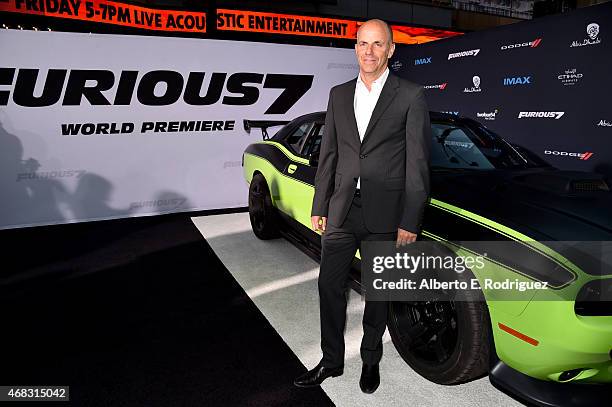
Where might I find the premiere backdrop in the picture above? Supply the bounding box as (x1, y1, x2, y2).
(392, 2, 612, 175)
(0, 30, 358, 229)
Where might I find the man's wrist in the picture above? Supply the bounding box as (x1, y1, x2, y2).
(399, 221, 420, 235)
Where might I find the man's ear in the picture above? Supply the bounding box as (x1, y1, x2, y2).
(388, 42, 396, 59)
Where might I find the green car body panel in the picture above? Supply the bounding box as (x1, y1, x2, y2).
(242, 113, 612, 392)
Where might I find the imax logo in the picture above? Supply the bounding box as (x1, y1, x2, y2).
(503, 76, 532, 86)
(414, 57, 432, 65)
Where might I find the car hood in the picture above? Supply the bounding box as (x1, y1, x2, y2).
(432, 168, 612, 241)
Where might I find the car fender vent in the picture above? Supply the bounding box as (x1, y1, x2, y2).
(570, 179, 610, 192)
(575, 279, 612, 316)
(512, 171, 610, 194)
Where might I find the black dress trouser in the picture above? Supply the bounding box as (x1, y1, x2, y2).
(319, 192, 396, 368)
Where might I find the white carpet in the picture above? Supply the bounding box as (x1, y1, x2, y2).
(191, 212, 521, 407)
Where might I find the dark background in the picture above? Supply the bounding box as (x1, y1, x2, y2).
(393, 2, 612, 176)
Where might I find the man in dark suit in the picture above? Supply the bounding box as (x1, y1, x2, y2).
(293, 19, 431, 393)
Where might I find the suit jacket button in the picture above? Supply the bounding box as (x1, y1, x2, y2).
(360, 154, 366, 159)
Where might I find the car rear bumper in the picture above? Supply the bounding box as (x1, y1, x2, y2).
(489, 360, 612, 407)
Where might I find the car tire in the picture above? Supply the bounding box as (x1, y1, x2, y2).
(248, 173, 280, 240)
(387, 296, 491, 384)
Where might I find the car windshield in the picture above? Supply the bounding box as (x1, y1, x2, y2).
(430, 119, 548, 170)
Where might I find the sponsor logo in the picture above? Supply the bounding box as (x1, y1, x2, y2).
(444, 140, 473, 148)
(500, 38, 542, 50)
(518, 111, 564, 119)
(463, 75, 481, 93)
(440, 111, 459, 116)
(448, 48, 480, 60)
(597, 119, 612, 127)
(544, 150, 594, 160)
(424, 82, 447, 90)
(16, 168, 86, 182)
(0, 68, 314, 114)
(327, 62, 359, 70)
(130, 198, 187, 210)
(391, 60, 403, 71)
(477, 109, 499, 121)
(557, 68, 583, 86)
(570, 22, 601, 47)
(223, 160, 242, 168)
(414, 57, 432, 65)
(503, 76, 532, 86)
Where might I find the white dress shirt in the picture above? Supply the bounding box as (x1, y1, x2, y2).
(354, 67, 389, 189)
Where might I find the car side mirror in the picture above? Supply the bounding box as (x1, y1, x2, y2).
(308, 153, 319, 167)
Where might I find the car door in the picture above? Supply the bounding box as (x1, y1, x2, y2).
(277, 122, 323, 228)
(273, 121, 313, 217)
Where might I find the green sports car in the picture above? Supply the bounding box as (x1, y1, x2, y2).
(242, 111, 612, 406)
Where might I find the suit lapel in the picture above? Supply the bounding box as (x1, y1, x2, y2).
(362, 73, 399, 145)
(342, 79, 361, 146)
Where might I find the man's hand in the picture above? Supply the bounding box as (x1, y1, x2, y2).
(312, 216, 327, 233)
(396, 228, 417, 247)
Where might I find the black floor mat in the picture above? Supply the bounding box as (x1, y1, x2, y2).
(0, 214, 333, 406)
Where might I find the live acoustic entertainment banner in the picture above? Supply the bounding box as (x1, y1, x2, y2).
(216, 9, 462, 44)
(0, 30, 358, 229)
(392, 2, 612, 175)
(0, 0, 206, 32)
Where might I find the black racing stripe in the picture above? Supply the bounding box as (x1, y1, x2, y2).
(288, 162, 317, 187)
(423, 205, 575, 288)
(245, 143, 316, 186)
(423, 204, 505, 242)
(245, 143, 290, 172)
(245, 144, 575, 287)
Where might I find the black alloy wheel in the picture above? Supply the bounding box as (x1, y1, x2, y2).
(388, 298, 490, 384)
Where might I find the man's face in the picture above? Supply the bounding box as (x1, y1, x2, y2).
(355, 22, 395, 76)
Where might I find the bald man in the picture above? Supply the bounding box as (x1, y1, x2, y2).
(293, 19, 431, 393)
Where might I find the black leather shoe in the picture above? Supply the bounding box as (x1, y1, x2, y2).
(294, 363, 344, 387)
(359, 363, 380, 394)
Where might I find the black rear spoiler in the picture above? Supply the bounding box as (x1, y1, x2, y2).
(243, 120, 290, 140)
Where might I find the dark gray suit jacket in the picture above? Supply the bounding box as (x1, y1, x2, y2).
(311, 72, 431, 234)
